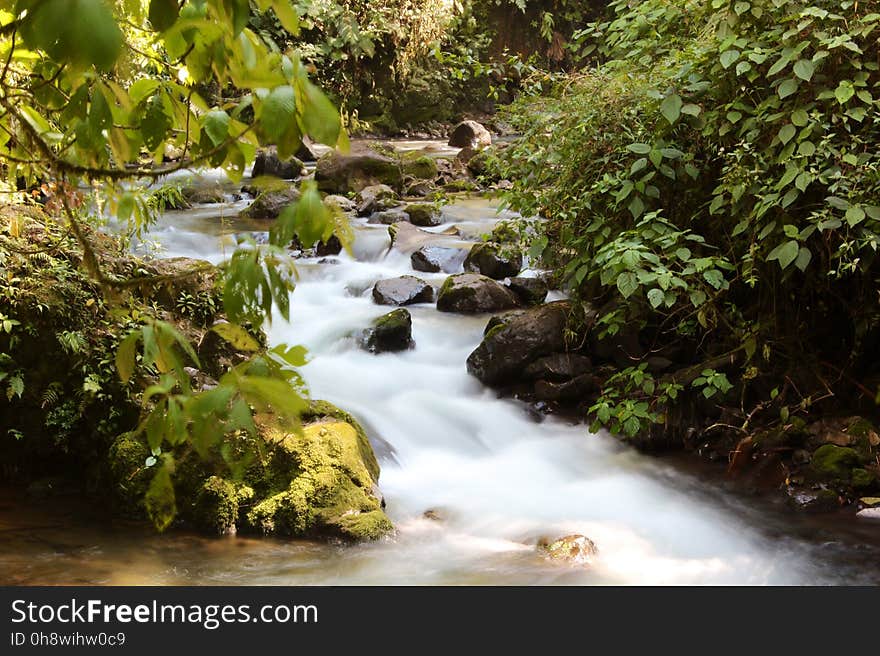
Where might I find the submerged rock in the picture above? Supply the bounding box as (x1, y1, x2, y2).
(539, 534, 598, 567)
(436, 273, 519, 314)
(359, 309, 415, 353)
(464, 242, 522, 279)
(411, 245, 467, 273)
(373, 276, 435, 306)
(324, 194, 357, 213)
(448, 120, 492, 149)
(252, 146, 304, 179)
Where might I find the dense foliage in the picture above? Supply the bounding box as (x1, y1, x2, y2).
(497, 0, 880, 438)
(0, 0, 347, 528)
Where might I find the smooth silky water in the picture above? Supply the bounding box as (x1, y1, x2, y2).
(2, 169, 879, 585)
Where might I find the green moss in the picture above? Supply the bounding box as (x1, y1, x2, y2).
(329, 510, 394, 541)
(852, 468, 878, 489)
(107, 433, 151, 510)
(400, 153, 438, 180)
(810, 444, 861, 480)
(191, 476, 246, 534)
(243, 418, 390, 540)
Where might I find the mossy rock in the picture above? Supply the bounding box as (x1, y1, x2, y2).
(190, 476, 255, 535)
(405, 203, 442, 227)
(107, 433, 152, 512)
(243, 416, 391, 541)
(810, 444, 862, 481)
(400, 152, 438, 180)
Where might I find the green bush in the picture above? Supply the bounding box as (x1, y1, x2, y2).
(497, 0, 880, 437)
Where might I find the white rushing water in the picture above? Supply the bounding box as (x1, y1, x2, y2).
(132, 192, 872, 586)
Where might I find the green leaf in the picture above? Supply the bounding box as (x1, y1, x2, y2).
(211, 321, 260, 352)
(720, 50, 740, 69)
(647, 288, 665, 309)
(626, 143, 652, 154)
(791, 108, 809, 126)
(115, 336, 138, 386)
(768, 240, 800, 269)
(145, 459, 176, 532)
(261, 85, 296, 144)
(793, 59, 815, 81)
(835, 81, 855, 104)
(617, 271, 638, 298)
(202, 110, 230, 147)
(778, 78, 799, 99)
(149, 0, 180, 32)
(846, 205, 866, 226)
(778, 124, 796, 144)
(660, 93, 683, 125)
(299, 79, 341, 146)
(794, 247, 812, 271)
(20, 0, 123, 71)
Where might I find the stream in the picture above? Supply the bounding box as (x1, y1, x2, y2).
(2, 149, 879, 585)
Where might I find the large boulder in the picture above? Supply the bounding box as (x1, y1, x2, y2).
(448, 120, 492, 149)
(357, 184, 398, 216)
(411, 246, 467, 274)
(315, 149, 402, 194)
(359, 309, 415, 353)
(373, 276, 435, 306)
(436, 273, 520, 314)
(466, 301, 570, 385)
(464, 242, 522, 279)
(252, 146, 304, 179)
(241, 187, 300, 219)
(241, 403, 392, 541)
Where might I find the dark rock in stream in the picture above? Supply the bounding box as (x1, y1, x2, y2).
(241, 187, 300, 219)
(373, 276, 435, 306)
(411, 245, 467, 274)
(405, 203, 443, 227)
(252, 146, 304, 179)
(357, 184, 398, 216)
(506, 277, 548, 306)
(464, 242, 522, 279)
(359, 309, 415, 353)
(448, 120, 492, 149)
(467, 301, 571, 385)
(436, 273, 519, 314)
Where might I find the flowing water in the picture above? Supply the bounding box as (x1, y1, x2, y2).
(3, 157, 880, 585)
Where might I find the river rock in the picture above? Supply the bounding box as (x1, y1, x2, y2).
(324, 194, 357, 213)
(405, 203, 442, 227)
(856, 507, 880, 520)
(436, 273, 520, 314)
(464, 242, 522, 279)
(483, 310, 527, 335)
(369, 209, 410, 225)
(357, 184, 398, 216)
(315, 148, 402, 194)
(182, 185, 229, 205)
(296, 137, 319, 162)
(533, 374, 600, 403)
(411, 245, 467, 273)
(506, 277, 548, 306)
(524, 353, 593, 381)
(448, 120, 492, 149)
(466, 301, 570, 385)
(359, 309, 415, 353)
(241, 187, 300, 219)
(539, 534, 598, 566)
(372, 276, 435, 306)
(315, 235, 342, 257)
(252, 146, 304, 179)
